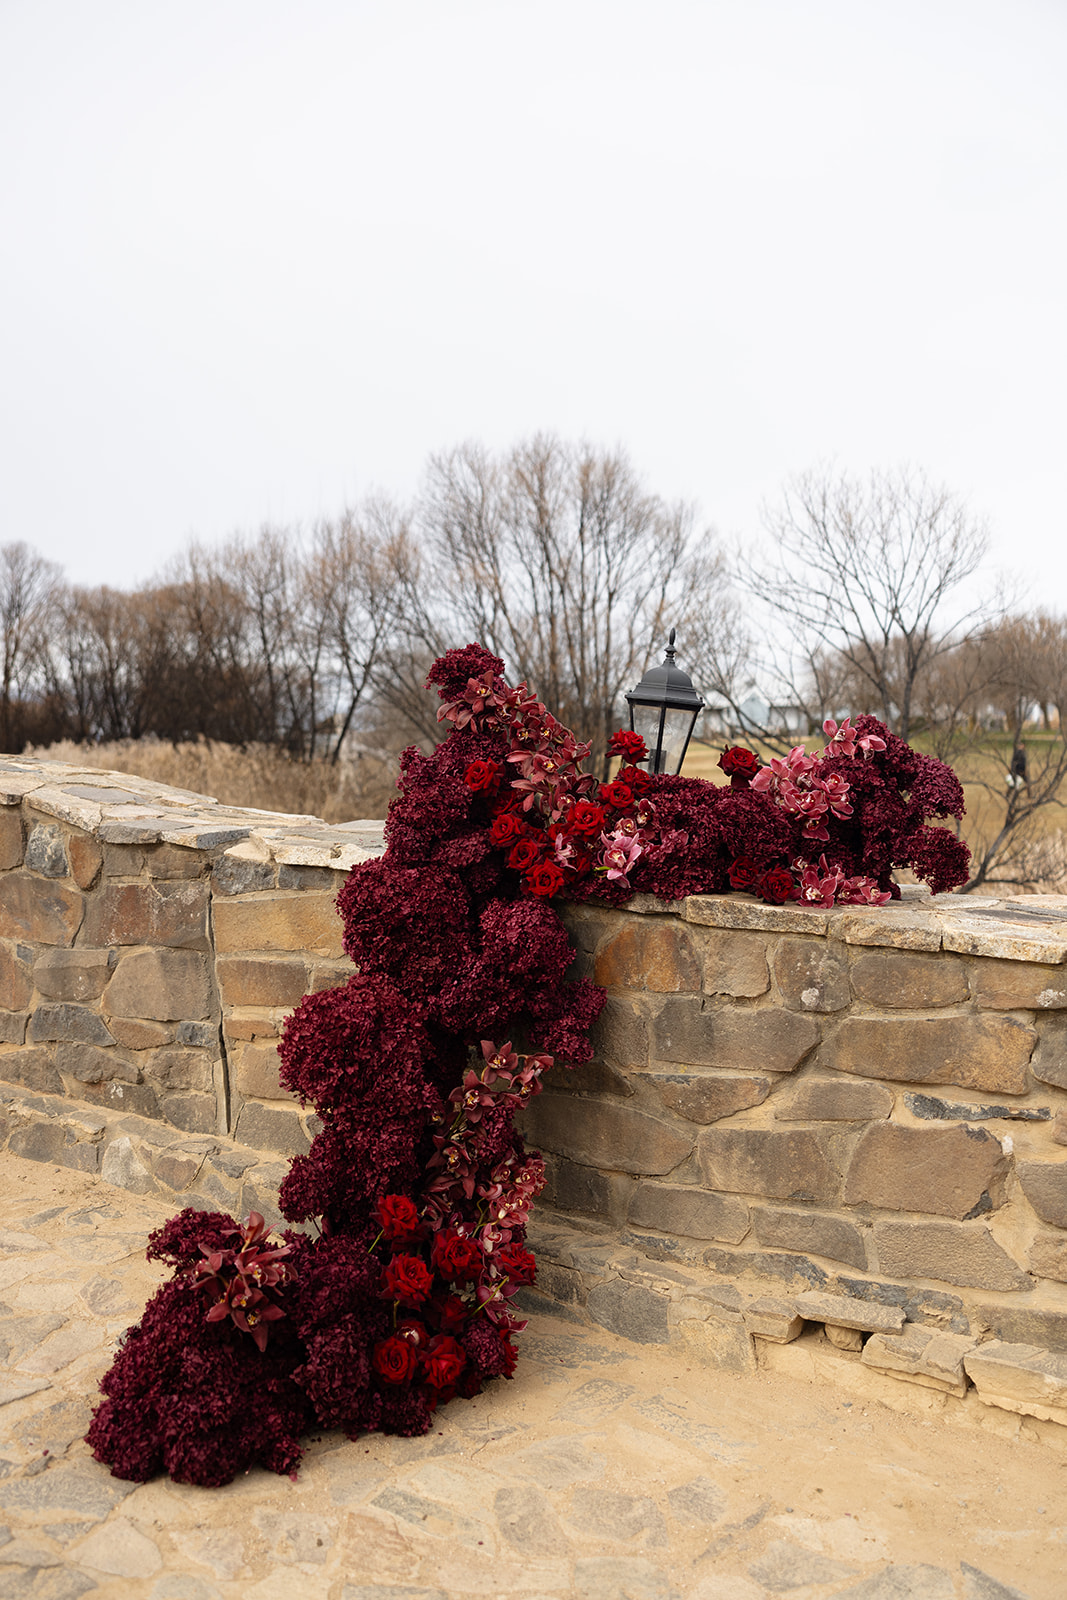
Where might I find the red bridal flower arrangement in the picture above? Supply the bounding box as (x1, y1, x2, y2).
(87, 644, 969, 1489)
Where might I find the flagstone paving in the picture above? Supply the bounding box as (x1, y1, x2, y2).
(0, 1155, 1061, 1600)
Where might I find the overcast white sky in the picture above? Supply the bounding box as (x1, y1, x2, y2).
(1, 0, 1064, 606)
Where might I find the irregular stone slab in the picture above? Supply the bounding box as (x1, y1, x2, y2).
(29, 1004, 116, 1046)
(630, 1395, 749, 1461)
(594, 920, 700, 992)
(33, 949, 113, 1002)
(1016, 1159, 1067, 1228)
(775, 1077, 893, 1122)
(25, 822, 70, 877)
(752, 1207, 867, 1270)
(233, 1101, 311, 1157)
(698, 1128, 837, 1203)
(699, 928, 770, 997)
(850, 950, 968, 1008)
(72, 1517, 162, 1578)
(0, 942, 33, 1010)
(68, 833, 103, 890)
(654, 999, 821, 1074)
(0, 1459, 134, 1520)
(0, 873, 84, 946)
(494, 1485, 571, 1557)
(843, 1122, 1009, 1219)
(820, 1015, 1033, 1094)
(666, 1475, 727, 1524)
(574, 1556, 681, 1600)
(0, 806, 22, 868)
(940, 910, 1067, 965)
(772, 938, 850, 1013)
(964, 1339, 1067, 1425)
(861, 1323, 977, 1396)
(587, 1280, 670, 1344)
(685, 896, 830, 935)
(794, 1290, 905, 1334)
(17, 1317, 102, 1374)
(82, 880, 209, 948)
(522, 1095, 692, 1176)
(216, 955, 309, 1007)
(974, 960, 1067, 1010)
(836, 907, 942, 951)
(1028, 1231, 1067, 1283)
(874, 1220, 1031, 1292)
(649, 1072, 771, 1125)
(626, 1182, 751, 1245)
(567, 1486, 667, 1545)
(0, 1376, 51, 1407)
(588, 996, 650, 1070)
(743, 1296, 804, 1344)
(749, 1538, 856, 1591)
(104, 949, 213, 1022)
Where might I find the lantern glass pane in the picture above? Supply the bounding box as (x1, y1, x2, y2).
(657, 706, 695, 774)
(631, 703, 666, 767)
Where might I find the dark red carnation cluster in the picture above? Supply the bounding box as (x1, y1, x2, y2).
(88, 643, 970, 1489)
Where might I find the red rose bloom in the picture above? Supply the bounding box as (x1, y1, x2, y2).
(421, 1334, 466, 1390)
(373, 1334, 418, 1385)
(464, 759, 502, 792)
(525, 860, 564, 898)
(566, 801, 606, 838)
(507, 839, 543, 872)
(374, 1194, 423, 1242)
(727, 855, 760, 892)
(496, 1242, 536, 1284)
(431, 1292, 470, 1333)
(758, 866, 797, 904)
(608, 729, 647, 761)
(490, 813, 526, 847)
(498, 1334, 518, 1377)
(599, 781, 633, 809)
(718, 746, 760, 786)
(431, 1230, 483, 1284)
(381, 1253, 433, 1307)
(616, 764, 651, 793)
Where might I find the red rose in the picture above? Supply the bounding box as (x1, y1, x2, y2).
(421, 1333, 466, 1390)
(496, 1242, 536, 1285)
(498, 1334, 518, 1378)
(616, 764, 651, 793)
(431, 1230, 483, 1284)
(374, 1194, 423, 1242)
(727, 855, 760, 892)
(464, 760, 502, 792)
(599, 781, 633, 809)
(718, 747, 760, 786)
(507, 838, 543, 872)
(524, 860, 564, 898)
(381, 1253, 433, 1307)
(608, 729, 647, 761)
(431, 1292, 470, 1333)
(490, 813, 526, 847)
(758, 866, 796, 905)
(373, 1334, 418, 1385)
(566, 801, 605, 838)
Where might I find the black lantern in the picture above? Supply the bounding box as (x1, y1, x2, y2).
(625, 629, 705, 775)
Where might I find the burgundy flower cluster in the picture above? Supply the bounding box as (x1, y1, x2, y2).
(87, 644, 969, 1489)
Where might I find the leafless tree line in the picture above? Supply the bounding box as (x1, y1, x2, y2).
(4, 446, 1066, 890)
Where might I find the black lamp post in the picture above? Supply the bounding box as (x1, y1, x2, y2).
(625, 629, 705, 775)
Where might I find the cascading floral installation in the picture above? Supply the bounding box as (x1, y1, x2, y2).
(87, 643, 969, 1487)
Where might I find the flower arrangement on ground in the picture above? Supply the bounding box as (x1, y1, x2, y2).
(87, 644, 968, 1486)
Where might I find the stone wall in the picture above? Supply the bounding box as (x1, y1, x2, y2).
(0, 755, 382, 1211)
(5, 754, 1067, 1434)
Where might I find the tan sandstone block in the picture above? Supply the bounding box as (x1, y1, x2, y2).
(68, 833, 103, 890)
(861, 1324, 976, 1396)
(653, 998, 820, 1074)
(0, 873, 83, 946)
(751, 1206, 867, 1270)
(819, 1015, 1034, 1094)
(212, 892, 344, 957)
(82, 881, 209, 949)
(850, 951, 968, 1009)
(964, 1340, 1067, 1426)
(650, 1072, 771, 1124)
(104, 950, 214, 1022)
(697, 1127, 838, 1203)
(835, 907, 942, 952)
(0, 942, 33, 1010)
(873, 1219, 1031, 1291)
(973, 959, 1067, 1010)
(521, 1093, 692, 1176)
(216, 956, 309, 1008)
(593, 920, 700, 992)
(775, 1076, 893, 1121)
(843, 1122, 1010, 1219)
(772, 939, 850, 1013)
(0, 809, 23, 869)
(108, 1017, 172, 1049)
(1017, 1159, 1067, 1229)
(232, 1040, 295, 1102)
(699, 929, 769, 998)
(1028, 1232, 1067, 1283)
(626, 1180, 751, 1244)
(34, 948, 112, 1002)
(1030, 1015, 1067, 1090)
(744, 1297, 804, 1343)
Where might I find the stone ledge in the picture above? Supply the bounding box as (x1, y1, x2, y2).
(0, 1082, 303, 1233)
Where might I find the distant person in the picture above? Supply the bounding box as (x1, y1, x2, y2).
(1008, 743, 1029, 795)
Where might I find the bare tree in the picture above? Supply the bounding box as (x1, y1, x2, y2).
(740, 466, 994, 742)
(0, 542, 61, 750)
(404, 435, 730, 773)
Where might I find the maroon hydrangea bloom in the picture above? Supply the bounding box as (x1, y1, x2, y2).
(425, 644, 506, 700)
